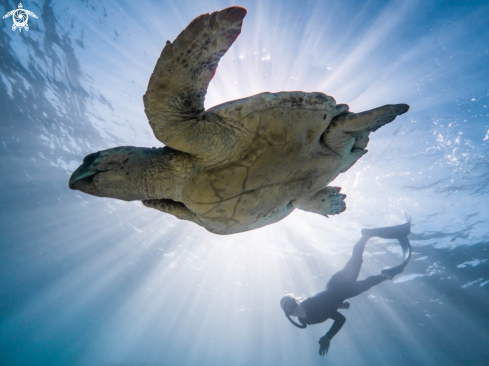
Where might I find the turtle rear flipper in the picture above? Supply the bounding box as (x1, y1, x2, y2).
(143, 7, 247, 160)
(296, 186, 346, 217)
(321, 104, 409, 172)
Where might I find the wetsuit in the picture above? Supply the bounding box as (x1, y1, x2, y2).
(298, 236, 386, 339)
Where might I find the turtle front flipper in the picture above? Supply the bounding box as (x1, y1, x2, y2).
(142, 199, 202, 225)
(143, 7, 247, 162)
(321, 104, 409, 173)
(296, 187, 346, 217)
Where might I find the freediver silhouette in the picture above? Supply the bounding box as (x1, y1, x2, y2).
(280, 220, 412, 356)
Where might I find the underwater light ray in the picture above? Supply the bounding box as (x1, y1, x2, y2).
(76, 225, 294, 363)
(206, 0, 341, 107)
(317, 1, 417, 103)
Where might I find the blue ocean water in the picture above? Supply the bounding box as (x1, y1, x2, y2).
(1, 0, 488, 365)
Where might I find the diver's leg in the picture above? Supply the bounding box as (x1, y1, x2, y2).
(344, 275, 387, 299)
(326, 236, 370, 289)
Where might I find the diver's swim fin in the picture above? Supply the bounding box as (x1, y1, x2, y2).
(362, 220, 412, 279)
(382, 236, 411, 279)
(361, 220, 411, 239)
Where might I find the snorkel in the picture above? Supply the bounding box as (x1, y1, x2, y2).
(285, 312, 307, 329)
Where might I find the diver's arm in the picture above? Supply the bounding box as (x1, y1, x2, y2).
(318, 311, 346, 356)
(326, 310, 346, 338)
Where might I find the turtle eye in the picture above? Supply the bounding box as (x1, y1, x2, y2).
(83, 152, 101, 166)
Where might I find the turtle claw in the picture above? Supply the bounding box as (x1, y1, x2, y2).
(328, 191, 347, 215)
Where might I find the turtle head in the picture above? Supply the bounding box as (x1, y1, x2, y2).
(69, 146, 178, 201)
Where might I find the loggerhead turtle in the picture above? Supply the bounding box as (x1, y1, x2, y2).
(69, 6, 409, 235)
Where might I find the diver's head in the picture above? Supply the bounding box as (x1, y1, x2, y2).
(280, 294, 299, 315)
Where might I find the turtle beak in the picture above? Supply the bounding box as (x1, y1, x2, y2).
(69, 152, 104, 195)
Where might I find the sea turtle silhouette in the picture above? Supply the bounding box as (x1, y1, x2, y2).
(3, 3, 37, 32)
